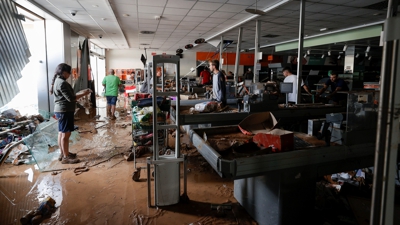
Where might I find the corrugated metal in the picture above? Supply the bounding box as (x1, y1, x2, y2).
(0, 0, 31, 107)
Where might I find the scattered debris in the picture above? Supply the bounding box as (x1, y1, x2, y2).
(74, 166, 89, 175)
(20, 196, 57, 225)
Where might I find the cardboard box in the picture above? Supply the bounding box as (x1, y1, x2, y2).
(239, 112, 294, 152)
(238, 112, 278, 135)
(253, 129, 294, 152)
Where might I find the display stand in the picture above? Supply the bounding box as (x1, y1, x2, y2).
(146, 55, 188, 207)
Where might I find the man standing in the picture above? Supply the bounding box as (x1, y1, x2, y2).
(199, 67, 211, 85)
(244, 68, 254, 80)
(282, 67, 312, 103)
(209, 60, 226, 107)
(316, 71, 349, 105)
(102, 69, 121, 119)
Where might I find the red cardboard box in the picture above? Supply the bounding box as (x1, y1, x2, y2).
(253, 129, 294, 152)
(238, 112, 294, 152)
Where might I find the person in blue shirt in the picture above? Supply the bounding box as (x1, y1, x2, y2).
(316, 71, 349, 104)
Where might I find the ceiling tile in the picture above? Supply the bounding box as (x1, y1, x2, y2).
(266, 9, 294, 17)
(217, 4, 248, 13)
(344, 0, 384, 7)
(193, 2, 224, 10)
(209, 11, 236, 18)
(226, 0, 251, 6)
(187, 9, 214, 17)
(159, 20, 179, 25)
(138, 6, 164, 14)
(165, 0, 196, 9)
(230, 13, 249, 20)
(137, 0, 167, 7)
(182, 16, 207, 22)
(162, 15, 185, 21)
(203, 17, 227, 24)
(163, 8, 190, 15)
(305, 3, 336, 12)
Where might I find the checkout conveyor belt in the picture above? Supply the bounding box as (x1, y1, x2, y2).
(189, 126, 376, 179)
(170, 104, 346, 126)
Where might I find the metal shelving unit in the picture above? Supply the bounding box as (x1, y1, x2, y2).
(147, 55, 188, 207)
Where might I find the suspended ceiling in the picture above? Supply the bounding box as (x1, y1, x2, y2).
(28, 0, 394, 52)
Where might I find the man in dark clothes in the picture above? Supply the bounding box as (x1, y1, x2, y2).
(316, 71, 349, 104)
(209, 59, 226, 107)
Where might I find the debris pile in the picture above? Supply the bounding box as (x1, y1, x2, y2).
(0, 109, 45, 165)
(0, 109, 57, 165)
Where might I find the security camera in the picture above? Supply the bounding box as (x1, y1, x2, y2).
(70, 10, 77, 16)
(98, 34, 103, 39)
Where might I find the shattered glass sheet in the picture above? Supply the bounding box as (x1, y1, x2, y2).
(24, 117, 80, 171)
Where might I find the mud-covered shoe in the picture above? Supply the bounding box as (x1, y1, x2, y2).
(58, 152, 77, 161)
(61, 156, 80, 164)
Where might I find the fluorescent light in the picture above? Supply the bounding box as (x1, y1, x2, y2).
(321, 54, 325, 59)
(337, 55, 341, 59)
(355, 53, 359, 58)
(307, 49, 311, 55)
(304, 53, 307, 58)
(365, 52, 369, 57)
(320, 28, 328, 31)
(368, 56, 372, 60)
(328, 50, 331, 56)
(366, 46, 370, 52)
(343, 45, 347, 51)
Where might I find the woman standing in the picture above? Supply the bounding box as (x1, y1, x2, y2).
(53, 63, 91, 164)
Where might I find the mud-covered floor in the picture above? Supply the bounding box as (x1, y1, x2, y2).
(1, 98, 400, 225)
(0, 99, 257, 225)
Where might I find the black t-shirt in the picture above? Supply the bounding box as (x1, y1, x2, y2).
(325, 78, 349, 91)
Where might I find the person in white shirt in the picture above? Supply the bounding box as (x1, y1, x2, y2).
(282, 67, 311, 103)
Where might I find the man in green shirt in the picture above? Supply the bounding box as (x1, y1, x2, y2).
(102, 69, 121, 119)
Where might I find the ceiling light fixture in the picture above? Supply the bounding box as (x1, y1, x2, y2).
(304, 53, 307, 58)
(328, 50, 331, 56)
(245, 0, 266, 15)
(365, 52, 369, 57)
(366, 46, 370, 52)
(337, 55, 341, 59)
(307, 49, 311, 55)
(368, 56, 372, 60)
(321, 54, 325, 59)
(355, 53, 359, 58)
(343, 45, 348, 51)
(320, 28, 328, 31)
(139, 31, 155, 34)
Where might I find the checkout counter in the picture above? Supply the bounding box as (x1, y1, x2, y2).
(187, 90, 379, 224)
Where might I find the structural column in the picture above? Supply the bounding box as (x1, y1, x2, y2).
(370, 0, 400, 224)
(253, 20, 261, 83)
(296, 0, 305, 104)
(220, 36, 223, 69)
(234, 27, 243, 94)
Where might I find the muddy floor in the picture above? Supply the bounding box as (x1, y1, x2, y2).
(0, 99, 256, 225)
(1, 98, 400, 225)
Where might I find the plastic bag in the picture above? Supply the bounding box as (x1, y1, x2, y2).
(194, 101, 218, 113)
